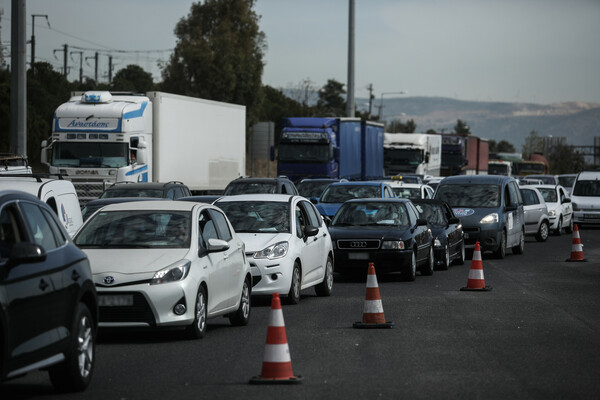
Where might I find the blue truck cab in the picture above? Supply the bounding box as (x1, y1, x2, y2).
(277, 117, 384, 182)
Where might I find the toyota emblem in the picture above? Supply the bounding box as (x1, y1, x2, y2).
(103, 276, 115, 285)
(350, 241, 367, 248)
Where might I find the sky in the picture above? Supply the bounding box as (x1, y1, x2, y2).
(1, 0, 599, 105)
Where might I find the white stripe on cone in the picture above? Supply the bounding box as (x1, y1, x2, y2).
(363, 299, 384, 314)
(366, 274, 378, 287)
(468, 269, 485, 280)
(268, 308, 285, 327)
(263, 344, 291, 363)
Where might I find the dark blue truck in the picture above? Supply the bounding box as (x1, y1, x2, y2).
(276, 117, 384, 182)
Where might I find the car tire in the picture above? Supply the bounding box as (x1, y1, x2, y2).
(229, 277, 251, 326)
(48, 303, 95, 392)
(402, 250, 417, 282)
(438, 244, 450, 270)
(315, 256, 333, 297)
(186, 286, 207, 339)
(421, 246, 434, 276)
(535, 221, 549, 242)
(512, 229, 525, 254)
(554, 217, 562, 236)
(286, 262, 301, 305)
(453, 241, 466, 265)
(565, 217, 573, 234)
(494, 230, 506, 259)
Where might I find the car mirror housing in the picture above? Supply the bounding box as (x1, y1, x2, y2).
(207, 238, 230, 253)
(416, 218, 428, 226)
(9, 242, 47, 266)
(448, 217, 460, 225)
(505, 204, 518, 212)
(304, 225, 319, 237)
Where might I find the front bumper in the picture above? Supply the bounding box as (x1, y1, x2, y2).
(333, 249, 413, 273)
(462, 223, 502, 253)
(573, 210, 600, 225)
(247, 255, 294, 296)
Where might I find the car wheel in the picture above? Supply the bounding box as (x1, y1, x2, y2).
(535, 221, 549, 242)
(229, 277, 251, 326)
(315, 256, 333, 297)
(286, 262, 301, 305)
(48, 303, 95, 392)
(402, 250, 417, 281)
(494, 230, 506, 259)
(554, 217, 562, 236)
(186, 286, 207, 339)
(565, 217, 573, 234)
(453, 241, 466, 265)
(512, 229, 525, 254)
(438, 244, 450, 270)
(421, 246, 434, 276)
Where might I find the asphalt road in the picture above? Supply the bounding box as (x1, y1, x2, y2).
(2, 228, 599, 400)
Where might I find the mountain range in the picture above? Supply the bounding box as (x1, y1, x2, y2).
(367, 96, 600, 151)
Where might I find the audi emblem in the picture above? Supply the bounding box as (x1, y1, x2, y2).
(103, 276, 115, 285)
(350, 241, 368, 248)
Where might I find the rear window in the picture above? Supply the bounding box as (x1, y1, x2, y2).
(572, 180, 600, 197)
(435, 184, 500, 208)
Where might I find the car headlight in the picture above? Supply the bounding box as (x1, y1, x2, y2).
(151, 260, 191, 285)
(382, 240, 405, 250)
(434, 238, 442, 247)
(254, 241, 289, 259)
(548, 209, 556, 217)
(480, 213, 498, 224)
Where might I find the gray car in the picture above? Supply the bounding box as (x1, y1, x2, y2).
(520, 186, 550, 242)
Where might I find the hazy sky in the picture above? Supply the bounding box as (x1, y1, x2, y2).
(1, 0, 599, 105)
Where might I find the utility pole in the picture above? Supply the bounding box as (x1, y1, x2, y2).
(367, 83, 374, 117)
(53, 44, 68, 78)
(108, 55, 113, 84)
(71, 50, 83, 83)
(10, 0, 27, 157)
(346, 0, 355, 118)
(86, 52, 98, 85)
(30, 14, 49, 73)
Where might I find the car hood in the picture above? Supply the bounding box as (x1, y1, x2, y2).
(316, 203, 342, 217)
(544, 202, 560, 214)
(328, 225, 413, 240)
(236, 232, 293, 252)
(84, 248, 190, 277)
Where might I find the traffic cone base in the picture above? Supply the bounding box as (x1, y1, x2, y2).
(460, 241, 492, 291)
(249, 293, 302, 385)
(566, 224, 587, 262)
(353, 263, 394, 329)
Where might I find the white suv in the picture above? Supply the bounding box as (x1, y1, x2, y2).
(570, 171, 600, 227)
(215, 194, 333, 304)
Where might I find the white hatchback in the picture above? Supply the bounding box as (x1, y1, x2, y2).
(570, 171, 600, 226)
(215, 194, 333, 304)
(74, 200, 252, 339)
(533, 185, 573, 235)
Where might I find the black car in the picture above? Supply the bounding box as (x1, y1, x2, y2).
(81, 197, 162, 221)
(223, 176, 299, 196)
(0, 190, 98, 392)
(328, 198, 433, 281)
(296, 178, 347, 201)
(412, 199, 465, 270)
(100, 181, 191, 199)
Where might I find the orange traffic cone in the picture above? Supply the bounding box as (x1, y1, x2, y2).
(566, 224, 587, 262)
(249, 293, 302, 384)
(460, 242, 492, 291)
(353, 263, 394, 329)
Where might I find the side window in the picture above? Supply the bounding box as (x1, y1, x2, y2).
(41, 208, 67, 245)
(280, 183, 288, 194)
(406, 202, 417, 225)
(20, 202, 59, 251)
(208, 209, 233, 242)
(0, 204, 25, 259)
(166, 188, 176, 199)
(559, 188, 566, 203)
(299, 200, 321, 228)
(199, 210, 218, 242)
(295, 205, 307, 237)
(521, 190, 538, 206)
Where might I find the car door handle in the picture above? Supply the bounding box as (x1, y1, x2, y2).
(71, 270, 80, 281)
(39, 279, 49, 291)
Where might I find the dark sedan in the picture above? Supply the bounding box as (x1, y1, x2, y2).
(328, 198, 433, 281)
(412, 199, 465, 270)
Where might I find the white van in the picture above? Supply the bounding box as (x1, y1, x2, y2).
(0, 175, 83, 237)
(570, 171, 600, 227)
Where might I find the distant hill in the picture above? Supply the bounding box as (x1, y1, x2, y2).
(374, 97, 600, 151)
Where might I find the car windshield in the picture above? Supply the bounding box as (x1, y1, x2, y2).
(332, 202, 409, 227)
(435, 184, 500, 208)
(537, 188, 558, 203)
(297, 181, 333, 198)
(75, 210, 191, 248)
(216, 201, 290, 233)
(572, 180, 600, 196)
(224, 182, 277, 195)
(558, 176, 576, 188)
(101, 189, 164, 198)
(413, 203, 447, 226)
(392, 187, 421, 199)
(320, 185, 381, 203)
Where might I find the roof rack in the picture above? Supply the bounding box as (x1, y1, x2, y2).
(0, 173, 66, 182)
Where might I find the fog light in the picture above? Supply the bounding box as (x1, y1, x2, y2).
(271, 274, 278, 280)
(174, 304, 186, 315)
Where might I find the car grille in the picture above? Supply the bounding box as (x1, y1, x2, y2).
(463, 227, 480, 234)
(336, 239, 380, 250)
(99, 292, 156, 326)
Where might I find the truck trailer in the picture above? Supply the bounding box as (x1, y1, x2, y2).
(440, 134, 489, 176)
(383, 133, 441, 177)
(41, 91, 246, 203)
(276, 117, 384, 182)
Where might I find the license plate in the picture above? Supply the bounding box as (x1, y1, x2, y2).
(348, 252, 369, 260)
(99, 294, 133, 307)
(584, 214, 600, 219)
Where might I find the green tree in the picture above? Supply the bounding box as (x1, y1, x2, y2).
(547, 144, 585, 174)
(453, 119, 471, 135)
(161, 0, 266, 127)
(522, 130, 544, 159)
(316, 79, 346, 116)
(489, 139, 516, 153)
(111, 65, 155, 93)
(387, 119, 417, 133)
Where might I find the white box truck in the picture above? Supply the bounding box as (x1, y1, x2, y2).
(383, 133, 442, 177)
(41, 91, 246, 203)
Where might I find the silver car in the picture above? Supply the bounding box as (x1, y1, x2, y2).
(520, 187, 550, 242)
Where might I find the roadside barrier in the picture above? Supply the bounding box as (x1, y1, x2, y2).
(353, 262, 394, 329)
(460, 241, 492, 291)
(249, 293, 302, 384)
(566, 223, 587, 262)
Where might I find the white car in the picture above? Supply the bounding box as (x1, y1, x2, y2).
(533, 185, 573, 235)
(570, 171, 600, 226)
(519, 186, 550, 242)
(387, 181, 434, 200)
(215, 194, 333, 304)
(74, 200, 251, 339)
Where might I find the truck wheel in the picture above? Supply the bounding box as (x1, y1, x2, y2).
(49, 303, 95, 392)
(494, 231, 506, 259)
(315, 256, 333, 297)
(229, 277, 251, 326)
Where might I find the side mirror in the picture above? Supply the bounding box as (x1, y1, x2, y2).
(8, 242, 47, 266)
(136, 148, 148, 164)
(207, 238, 230, 253)
(304, 225, 319, 238)
(310, 196, 319, 204)
(416, 218, 428, 226)
(40, 140, 49, 165)
(448, 217, 460, 225)
(505, 204, 517, 212)
(563, 198, 571, 204)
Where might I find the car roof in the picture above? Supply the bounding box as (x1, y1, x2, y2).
(385, 181, 428, 188)
(533, 184, 561, 189)
(0, 189, 43, 203)
(106, 182, 186, 190)
(576, 171, 600, 180)
(228, 177, 291, 183)
(215, 193, 295, 203)
(85, 197, 160, 206)
(343, 198, 411, 205)
(439, 175, 513, 185)
(327, 181, 388, 187)
(98, 200, 196, 212)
